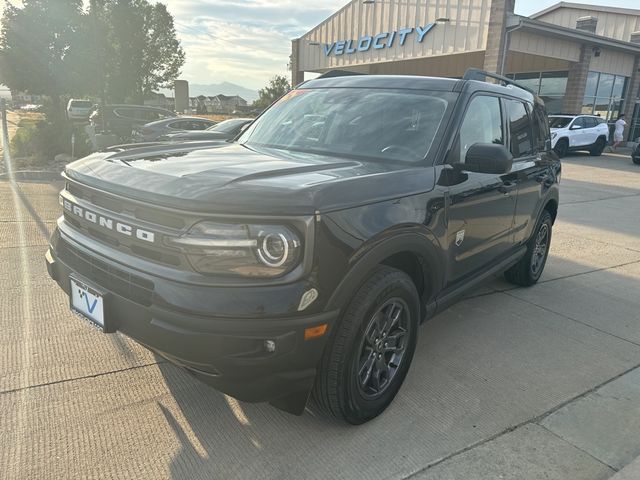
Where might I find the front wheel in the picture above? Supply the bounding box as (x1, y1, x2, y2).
(504, 211, 553, 286)
(554, 139, 568, 158)
(312, 266, 419, 424)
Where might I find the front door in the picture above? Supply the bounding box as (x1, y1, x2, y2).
(444, 94, 517, 286)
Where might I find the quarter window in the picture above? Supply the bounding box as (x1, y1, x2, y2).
(456, 95, 503, 163)
(505, 99, 534, 158)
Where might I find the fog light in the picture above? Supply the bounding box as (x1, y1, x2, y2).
(264, 340, 276, 353)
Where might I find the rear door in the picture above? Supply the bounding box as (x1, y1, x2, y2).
(444, 94, 518, 285)
(583, 116, 599, 144)
(510, 99, 555, 245)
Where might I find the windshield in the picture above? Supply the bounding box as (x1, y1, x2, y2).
(239, 88, 453, 162)
(208, 118, 248, 133)
(549, 117, 573, 128)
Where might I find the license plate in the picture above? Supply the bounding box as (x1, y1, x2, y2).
(70, 276, 105, 330)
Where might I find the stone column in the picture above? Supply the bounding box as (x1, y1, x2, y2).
(621, 33, 640, 142)
(562, 16, 599, 114)
(291, 39, 305, 87)
(562, 44, 593, 114)
(482, 0, 516, 74)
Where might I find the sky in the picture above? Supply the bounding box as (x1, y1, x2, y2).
(1, 0, 639, 90)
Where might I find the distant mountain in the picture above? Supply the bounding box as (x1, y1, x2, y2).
(161, 82, 259, 103)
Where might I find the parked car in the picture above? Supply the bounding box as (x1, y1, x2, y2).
(549, 114, 609, 157)
(632, 143, 640, 165)
(46, 69, 560, 424)
(132, 116, 216, 142)
(66, 99, 94, 121)
(89, 104, 176, 140)
(157, 118, 253, 142)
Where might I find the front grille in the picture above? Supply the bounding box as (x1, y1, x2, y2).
(58, 239, 154, 306)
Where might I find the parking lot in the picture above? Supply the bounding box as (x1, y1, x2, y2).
(2, 152, 640, 479)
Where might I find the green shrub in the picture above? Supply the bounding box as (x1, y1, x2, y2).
(10, 118, 90, 168)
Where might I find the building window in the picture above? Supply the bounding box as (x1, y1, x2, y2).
(508, 71, 567, 115)
(582, 71, 628, 121)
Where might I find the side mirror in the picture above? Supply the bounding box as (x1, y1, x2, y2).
(459, 143, 513, 174)
(570, 124, 582, 130)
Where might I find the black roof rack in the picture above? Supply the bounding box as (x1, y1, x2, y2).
(318, 70, 366, 79)
(462, 68, 535, 94)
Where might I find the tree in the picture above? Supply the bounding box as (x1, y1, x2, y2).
(0, 0, 90, 114)
(103, 0, 184, 103)
(254, 75, 291, 109)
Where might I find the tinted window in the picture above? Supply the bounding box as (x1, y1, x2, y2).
(505, 99, 533, 158)
(549, 117, 572, 128)
(455, 95, 503, 163)
(572, 117, 586, 128)
(114, 108, 137, 119)
(584, 117, 597, 128)
(168, 121, 186, 129)
(531, 104, 549, 151)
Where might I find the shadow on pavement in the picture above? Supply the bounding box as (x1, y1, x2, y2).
(154, 254, 640, 480)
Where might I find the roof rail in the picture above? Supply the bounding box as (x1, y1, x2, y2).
(318, 70, 366, 79)
(462, 68, 534, 94)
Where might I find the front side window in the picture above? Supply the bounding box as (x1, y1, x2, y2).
(239, 88, 454, 163)
(455, 95, 503, 163)
(505, 99, 533, 158)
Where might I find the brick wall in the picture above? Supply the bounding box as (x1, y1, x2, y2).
(482, 0, 515, 74)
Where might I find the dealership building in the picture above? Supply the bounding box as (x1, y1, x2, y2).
(291, 1, 640, 141)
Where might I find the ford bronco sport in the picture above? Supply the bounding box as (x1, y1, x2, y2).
(46, 69, 560, 424)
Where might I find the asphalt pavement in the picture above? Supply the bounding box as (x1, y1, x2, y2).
(2, 152, 640, 480)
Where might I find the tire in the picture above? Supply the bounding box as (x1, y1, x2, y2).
(312, 266, 419, 424)
(633, 157, 640, 165)
(504, 210, 553, 287)
(590, 137, 606, 156)
(554, 139, 569, 158)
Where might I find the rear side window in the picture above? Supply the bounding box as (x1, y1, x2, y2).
(531, 104, 550, 152)
(505, 99, 534, 158)
(455, 95, 503, 163)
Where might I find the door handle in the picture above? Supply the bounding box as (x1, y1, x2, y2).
(498, 181, 517, 195)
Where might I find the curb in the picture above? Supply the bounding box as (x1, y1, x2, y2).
(0, 170, 62, 182)
(608, 456, 640, 480)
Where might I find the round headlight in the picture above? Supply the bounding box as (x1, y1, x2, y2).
(258, 232, 290, 267)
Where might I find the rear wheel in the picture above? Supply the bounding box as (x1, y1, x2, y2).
(633, 156, 640, 165)
(504, 211, 553, 287)
(312, 266, 419, 424)
(590, 137, 606, 156)
(554, 139, 569, 158)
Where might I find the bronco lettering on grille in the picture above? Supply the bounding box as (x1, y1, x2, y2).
(63, 199, 156, 243)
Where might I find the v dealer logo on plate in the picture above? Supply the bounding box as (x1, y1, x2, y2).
(79, 289, 98, 314)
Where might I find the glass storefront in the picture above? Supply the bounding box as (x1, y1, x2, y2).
(506, 71, 567, 114)
(582, 71, 629, 121)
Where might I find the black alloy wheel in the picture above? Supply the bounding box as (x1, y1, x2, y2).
(312, 266, 419, 424)
(356, 298, 411, 399)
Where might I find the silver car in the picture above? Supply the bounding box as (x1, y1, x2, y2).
(157, 118, 253, 142)
(132, 116, 216, 142)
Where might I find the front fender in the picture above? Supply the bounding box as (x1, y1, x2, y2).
(325, 228, 445, 319)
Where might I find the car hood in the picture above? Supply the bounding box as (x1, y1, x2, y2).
(166, 131, 230, 140)
(64, 142, 436, 215)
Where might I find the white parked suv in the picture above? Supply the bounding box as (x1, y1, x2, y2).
(66, 99, 94, 122)
(549, 114, 609, 157)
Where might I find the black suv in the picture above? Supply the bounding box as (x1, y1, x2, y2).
(46, 70, 560, 424)
(89, 104, 176, 140)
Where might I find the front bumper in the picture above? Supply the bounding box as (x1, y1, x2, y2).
(46, 227, 336, 407)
